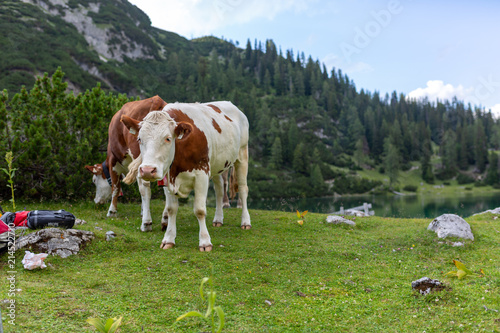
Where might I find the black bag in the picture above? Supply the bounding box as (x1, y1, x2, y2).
(27, 210, 75, 229)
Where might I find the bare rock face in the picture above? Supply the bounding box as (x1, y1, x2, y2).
(16, 228, 95, 258)
(427, 214, 474, 240)
(20, 0, 154, 62)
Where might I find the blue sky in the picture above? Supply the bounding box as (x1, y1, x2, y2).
(128, 0, 500, 117)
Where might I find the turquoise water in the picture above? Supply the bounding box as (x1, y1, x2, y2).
(241, 192, 500, 218)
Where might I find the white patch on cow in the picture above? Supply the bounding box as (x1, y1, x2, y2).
(137, 112, 177, 181)
(93, 174, 112, 204)
(113, 152, 133, 176)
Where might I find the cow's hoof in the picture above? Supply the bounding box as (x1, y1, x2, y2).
(223, 203, 230, 209)
(241, 225, 252, 230)
(160, 242, 175, 249)
(199, 245, 213, 252)
(141, 222, 153, 232)
(161, 222, 168, 232)
(213, 222, 223, 227)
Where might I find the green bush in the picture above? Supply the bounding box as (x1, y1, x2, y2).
(457, 173, 475, 184)
(0, 68, 132, 200)
(402, 185, 417, 192)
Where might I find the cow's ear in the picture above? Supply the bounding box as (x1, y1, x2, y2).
(85, 164, 101, 175)
(174, 122, 193, 140)
(121, 115, 140, 136)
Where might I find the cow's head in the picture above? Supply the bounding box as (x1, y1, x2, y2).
(121, 111, 193, 181)
(84, 163, 112, 204)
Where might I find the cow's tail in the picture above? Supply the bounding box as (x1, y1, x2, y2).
(123, 154, 142, 185)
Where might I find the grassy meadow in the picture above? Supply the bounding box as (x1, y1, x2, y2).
(1, 199, 500, 332)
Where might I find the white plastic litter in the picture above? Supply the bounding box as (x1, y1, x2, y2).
(21, 250, 48, 270)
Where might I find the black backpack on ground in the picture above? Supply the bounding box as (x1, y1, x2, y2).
(27, 210, 75, 229)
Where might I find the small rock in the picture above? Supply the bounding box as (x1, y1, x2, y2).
(326, 215, 356, 225)
(452, 242, 464, 247)
(264, 300, 272, 306)
(95, 226, 103, 231)
(74, 218, 87, 225)
(105, 231, 116, 241)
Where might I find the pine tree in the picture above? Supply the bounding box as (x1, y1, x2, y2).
(293, 142, 308, 175)
(474, 121, 488, 173)
(485, 152, 499, 185)
(310, 164, 325, 193)
(269, 137, 283, 169)
(353, 138, 365, 167)
(384, 138, 400, 187)
(441, 129, 457, 178)
(420, 127, 434, 184)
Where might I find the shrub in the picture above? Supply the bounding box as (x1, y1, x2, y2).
(403, 185, 417, 192)
(457, 173, 475, 184)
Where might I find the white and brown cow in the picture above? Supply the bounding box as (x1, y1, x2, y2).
(85, 95, 170, 231)
(121, 101, 251, 251)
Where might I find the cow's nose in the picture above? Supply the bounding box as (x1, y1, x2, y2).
(140, 166, 157, 179)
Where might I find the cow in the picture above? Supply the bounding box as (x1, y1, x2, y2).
(84, 96, 170, 232)
(121, 101, 251, 251)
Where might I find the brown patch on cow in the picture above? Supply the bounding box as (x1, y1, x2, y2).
(108, 96, 168, 177)
(166, 109, 210, 183)
(150, 95, 168, 111)
(224, 115, 233, 122)
(224, 161, 230, 168)
(207, 104, 222, 113)
(212, 118, 222, 133)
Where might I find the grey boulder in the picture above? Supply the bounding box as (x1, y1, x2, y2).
(427, 214, 474, 240)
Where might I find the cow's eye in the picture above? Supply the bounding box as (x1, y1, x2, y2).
(137, 137, 142, 143)
(165, 137, 171, 142)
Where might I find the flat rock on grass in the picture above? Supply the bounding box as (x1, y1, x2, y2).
(326, 215, 356, 225)
(472, 207, 500, 216)
(427, 214, 474, 240)
(16, 228, 95, 258)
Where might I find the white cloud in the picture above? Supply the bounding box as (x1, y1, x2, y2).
(322, 53, 374, 75)
(407, 80, 474, 103)
(129, 0, 314, 38)
(408, 80, 500, 119)
(488, 104, 500, 119)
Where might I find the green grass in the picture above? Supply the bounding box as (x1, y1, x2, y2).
(1, 200, 500, 332)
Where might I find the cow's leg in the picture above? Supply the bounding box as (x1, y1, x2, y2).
(161, 187, 169, 231)
(222, 170, 230, 208)
(212, 174, 225, 227)
(138, 178, 153, 232)
(194, 176, 212, 251)
(161, 192, 177, 249)
(235, 146, 251, 229)
(107, 181, 119, 217)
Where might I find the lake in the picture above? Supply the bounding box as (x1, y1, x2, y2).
(240, 192, 500, 218)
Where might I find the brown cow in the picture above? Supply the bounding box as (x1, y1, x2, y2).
(85, 96, 169, 231)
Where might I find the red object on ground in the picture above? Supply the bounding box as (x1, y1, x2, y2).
(14, 211, 29, 227)
(0, 219, 10, 234)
